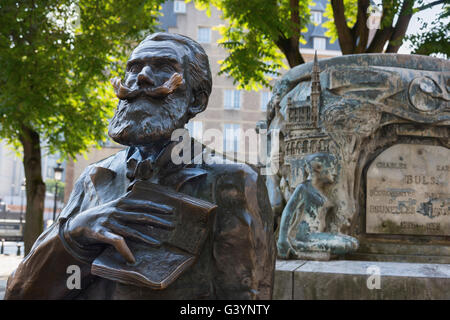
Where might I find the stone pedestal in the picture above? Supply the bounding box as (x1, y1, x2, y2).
(267, 54, 450, 263)
(274, 259, 450, 300)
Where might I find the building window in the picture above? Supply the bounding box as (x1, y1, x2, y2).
(311, 11, 322, 25)
(313, 37, 326, 50)
(224, 123, 240, 154)
(224, 89, 241, 110)
(197, 27, 211, 43)
(173, 1, 186, 13)
(260, 91, 272, 111)
(186, 120, 203, 141)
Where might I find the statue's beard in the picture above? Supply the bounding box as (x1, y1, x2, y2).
(108, 96, 188, 146)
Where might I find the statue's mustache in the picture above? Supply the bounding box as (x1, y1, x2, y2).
(110, 73, 184, 100)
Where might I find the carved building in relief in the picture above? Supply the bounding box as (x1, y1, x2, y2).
(266, 53, 450, 263)
(284, 53, 331, 159)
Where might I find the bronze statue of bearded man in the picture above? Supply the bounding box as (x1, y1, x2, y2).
(5, 33, 275, 300)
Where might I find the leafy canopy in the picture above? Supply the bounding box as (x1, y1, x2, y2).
(191, 0, 447, 90)
(408, 3, 449, 58)
(0, 0, 164, 158)
(323, 0, 357, 43)
(191, 0, 311, 90)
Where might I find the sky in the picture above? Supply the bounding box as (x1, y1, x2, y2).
(397, 1, 447, 54)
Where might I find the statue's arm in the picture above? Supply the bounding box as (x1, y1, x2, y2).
(212, 167, 275, 299)
(5, 171, 93, 300)
(277, 184, 304, 257)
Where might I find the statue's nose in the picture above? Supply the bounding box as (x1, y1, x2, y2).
(137, 66, 155, 87)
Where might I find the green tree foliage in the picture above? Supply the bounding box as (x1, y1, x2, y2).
(192, 0, 311, 90)
(192, 0, 446, 90)
(326, 0, 446, 54)
(0, 0, 164, 253)
(408, 4, 449, 58)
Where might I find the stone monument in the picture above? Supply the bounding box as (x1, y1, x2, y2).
(5, 33, 275, 299)
(267, 53, 450, 262)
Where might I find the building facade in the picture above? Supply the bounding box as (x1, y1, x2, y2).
(0, 141, 66, 225)
(159, 0, 341, 163)
(62, 0, 341, 200)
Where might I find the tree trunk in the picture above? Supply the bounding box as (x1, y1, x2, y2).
(276, 36, 304, 68)
(285, 43, 304, 68)
(19, 125, 45, 255)
(331, 0, 355, 54)
(385, 0, 414, 53)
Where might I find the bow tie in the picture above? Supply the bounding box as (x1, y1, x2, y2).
(126, 158, 154, 181)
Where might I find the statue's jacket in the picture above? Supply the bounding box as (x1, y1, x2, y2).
(5, 144, 275, 299)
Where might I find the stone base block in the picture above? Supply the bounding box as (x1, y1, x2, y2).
(292, 251, 335, 261)
(273, 259, 450, 300)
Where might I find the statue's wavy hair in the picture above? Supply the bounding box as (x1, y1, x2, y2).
(142, 32, 212, 115)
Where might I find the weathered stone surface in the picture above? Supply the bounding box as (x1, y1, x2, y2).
(288, 260, 450, 300)
(366, 144, 450, 236)
(266, 53, 450, 262)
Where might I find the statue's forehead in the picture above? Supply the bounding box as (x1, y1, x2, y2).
(129, 40, 185, 63)
(309, 155, 336, 167)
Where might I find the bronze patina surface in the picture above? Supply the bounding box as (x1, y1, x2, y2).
(5, 33, 275, 299)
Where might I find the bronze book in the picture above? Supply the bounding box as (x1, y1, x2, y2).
(91, 180, 217, 289)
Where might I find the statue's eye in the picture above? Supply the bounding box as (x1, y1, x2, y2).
(129, 63, 142, 73)
(158, 65, 174, 73)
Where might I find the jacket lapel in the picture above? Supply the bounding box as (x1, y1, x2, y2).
(89, 148, 129, 205)
(88, 142, 209, 205)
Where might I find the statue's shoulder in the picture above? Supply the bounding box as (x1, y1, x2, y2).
(197, 161, 265, 208)
(201, 160, 260, 183)
(76, 148, 128, 183)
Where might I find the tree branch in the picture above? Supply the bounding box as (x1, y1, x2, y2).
(416, 0, 445, 12)
(290, 0, 301, 40)
(354, 0, 370, 53)
(274, 0, 304, 67)
(366, 0, 395, 52)
(331, 0, 355, 54)
(386, 0, 414, 53)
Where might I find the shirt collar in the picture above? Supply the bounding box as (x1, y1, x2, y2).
(125, 141, 182, 181)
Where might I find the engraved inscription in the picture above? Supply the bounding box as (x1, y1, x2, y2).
(366, 144, 450, 236)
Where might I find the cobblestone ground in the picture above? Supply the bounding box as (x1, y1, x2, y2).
(0, 242, 24, 300)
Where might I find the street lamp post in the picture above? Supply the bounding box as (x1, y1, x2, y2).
(0, 198, 6, 220)
(53, 163, 64, 221)
(20, 179, 26, 224)
(0, 199, 6, 253)
(20, 179, 26, 240)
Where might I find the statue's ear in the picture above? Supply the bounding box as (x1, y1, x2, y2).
(188, 90, 208, 117)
